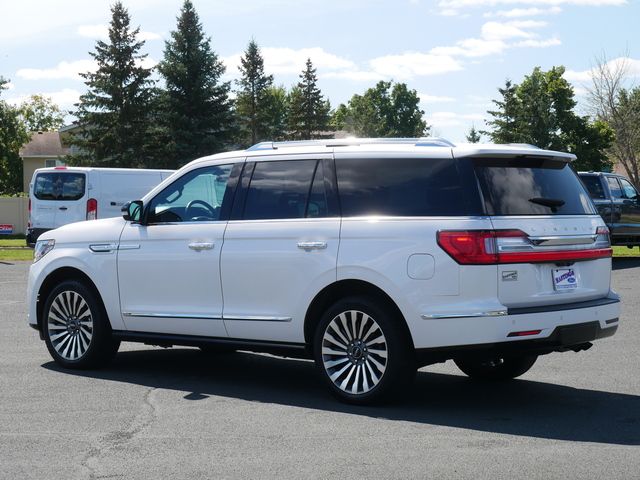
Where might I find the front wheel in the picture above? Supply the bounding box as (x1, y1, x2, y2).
(43, 280, 120, 369)
(454, 355, 537, 381)
(313, 296, 414, 404)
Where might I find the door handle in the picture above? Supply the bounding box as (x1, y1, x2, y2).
(58, 207, 67, 211)
(297, 241, 327, 251)
(188, 242, 214, 251)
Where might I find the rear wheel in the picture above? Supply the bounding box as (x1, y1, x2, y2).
(454, 355, 537, 380)
(313, 296, 414, 404)
(43, 280, 119, 369)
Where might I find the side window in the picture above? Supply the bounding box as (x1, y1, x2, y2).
(242, 160, 319, 220)
(147, 164, 233, 223)
(579, 175, 606, 200)
(306, 161, 329, 218)
(336, 157, 482, 217)
(619, 178, 638, 199)
(607, 177, 624, 199)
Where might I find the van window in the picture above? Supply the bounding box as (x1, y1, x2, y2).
(34, 172, 85, 201)
(335, 157, 481, 217)
(242, 160, 319, 220)
(579, 175, 606, 200)
(474, 158, 596, 215)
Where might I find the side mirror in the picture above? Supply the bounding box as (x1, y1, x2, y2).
(122, 200, 143, 223)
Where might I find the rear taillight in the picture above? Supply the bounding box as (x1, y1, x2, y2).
(86, 198, 97, 220)
(437, 229, 612, 265)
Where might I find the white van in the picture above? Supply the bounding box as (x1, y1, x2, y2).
(27, 166, 173, 245)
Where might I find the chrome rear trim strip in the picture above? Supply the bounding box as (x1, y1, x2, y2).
(421, 310, 508, 320)
(223, 315, 292, 322)
(122, 312, 221, 320)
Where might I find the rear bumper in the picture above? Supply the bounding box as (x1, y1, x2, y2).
(411, 294, 620, 353)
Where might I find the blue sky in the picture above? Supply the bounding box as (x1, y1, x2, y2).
(1, 0, 639, 142)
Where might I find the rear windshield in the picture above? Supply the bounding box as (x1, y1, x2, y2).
(335, 157, 483, 217)
(474, 158, 596, 216)
(34, 172, 86, 201)
(579, 175, 606, 200)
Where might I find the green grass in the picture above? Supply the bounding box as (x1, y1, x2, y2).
(0, 249, 33, 262)
(0, 238, 27, 247)
(612, 246, 640, 258)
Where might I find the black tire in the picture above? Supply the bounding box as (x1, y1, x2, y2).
(42, 280, 120, 369)
(454, 355, 537, 381)
(313, 296, 415, 405)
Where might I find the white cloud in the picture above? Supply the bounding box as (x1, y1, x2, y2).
(77, 24, 161, 42)
(6, 88, 82, 109)
(323, 70, 384, 82)
(428, 111, 487, 128)
(481, 20, 546, 40)
(16, 60, 97, 81)
(223, 47, 355, 77)
(4, 82, 15, 90)
(430, 19, 557, 58)
(514, 37, 561, 47)
(564, 57, 640, 82)
(484, 6, 562, 16)
(419, 93, 456, 103)
(368, 52, 463, 79)
(16, 56, 157, 82)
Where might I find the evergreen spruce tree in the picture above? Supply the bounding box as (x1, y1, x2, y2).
(466, 125, 481, 143)
(71, 2, 155, 167)
(483, 80, 522, 144)
(287, 59, 330, 140)
(158, 0, 233, 167)
(236, 40, 273, 146)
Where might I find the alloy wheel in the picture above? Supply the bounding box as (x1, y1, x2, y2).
(321, 310, 388, 395)
(47, 290, 94, 361)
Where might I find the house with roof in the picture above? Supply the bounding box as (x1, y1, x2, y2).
(18, 131, 69, 193)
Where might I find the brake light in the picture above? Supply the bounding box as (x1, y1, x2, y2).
(86, 198, 97, 220)
(507, 330, 542, 337)
(437, 229, 612, 265)
(28, 198, 31, 228)
(54, 166, 67, 170)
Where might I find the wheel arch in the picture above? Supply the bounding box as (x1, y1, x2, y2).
(36, 267, 108, 335)
(303, 279, 415, 354)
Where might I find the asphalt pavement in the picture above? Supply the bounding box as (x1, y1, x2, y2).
(1, 259, 639, 479)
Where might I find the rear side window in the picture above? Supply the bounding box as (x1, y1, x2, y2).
(619, 178, 638, 199)
(606, 177, 624, 199)
(242, 159, 325, 220)
(34, 173, 85, 201)
(335, 157, 482, 217)
(474, 158, 595, 215)
(579, 175, 606, 200)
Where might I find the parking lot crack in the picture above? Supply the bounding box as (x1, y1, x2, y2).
(80, 387, 159, 479)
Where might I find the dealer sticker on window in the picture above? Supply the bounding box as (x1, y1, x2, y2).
(553, 268, 578, 291)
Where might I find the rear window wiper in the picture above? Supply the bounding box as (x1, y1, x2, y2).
(529, 197, 565, 210)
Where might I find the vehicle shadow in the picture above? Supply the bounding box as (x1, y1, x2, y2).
(612, 257, 640, 270)
(42, 348, 640, 446)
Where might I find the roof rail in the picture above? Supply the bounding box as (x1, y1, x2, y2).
(246, 137, 456, 151)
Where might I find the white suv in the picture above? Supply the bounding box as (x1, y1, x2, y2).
(27, 138, 620, 404)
